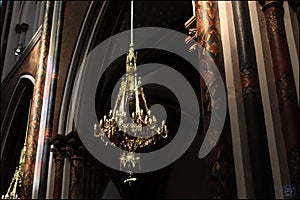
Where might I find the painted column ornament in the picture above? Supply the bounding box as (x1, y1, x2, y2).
(20, 1, 54, 199)
(259, 1, 299, 198)
(194, 1, 236, 198)
(50, 135, 66, 199)
(65, 132, 86, 199)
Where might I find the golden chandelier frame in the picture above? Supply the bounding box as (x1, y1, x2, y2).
(93, 0, 168, 185)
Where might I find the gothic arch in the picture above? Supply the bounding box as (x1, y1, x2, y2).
(0, 75, 34, 194)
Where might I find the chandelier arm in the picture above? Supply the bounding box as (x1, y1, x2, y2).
(112, 97, 119, 118)
(145, 135, 157, 147)
(119, 78, 127, 120)
(113, 79, 123, 116)
(12, 169, 19, 197)
(134, 137, 142, 151)
(123, 133, 130, 151)
(135, 75, 140, 114)
(4, 168, 17, 197)
(161, 131, 168, 139)
(137, 138, 149, 149)
(94, 125, 101, 137)
(141, 88, 149, 112)
(132, 138, 138, 151)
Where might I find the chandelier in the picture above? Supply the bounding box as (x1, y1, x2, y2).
(93, 0, 168, 185)
(1, 149, 25, 199)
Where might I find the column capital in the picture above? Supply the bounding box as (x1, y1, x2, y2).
(259, 1, 284, 13)
(65, 131, 86, 160)
(50, 134, 66, 161)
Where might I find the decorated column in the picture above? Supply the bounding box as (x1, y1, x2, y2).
(232, 1, 275, 198)
(38, 1, 65, 198)
(65, 132, 86, 199)
(259, 1, 299, 198)
(50, 135, 66, 199)
(194, 1, 236, 198)
(20, 1, 54, 198)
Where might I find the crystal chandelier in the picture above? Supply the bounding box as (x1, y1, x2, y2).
(93, 0, 168, 185)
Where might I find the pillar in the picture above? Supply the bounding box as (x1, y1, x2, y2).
(259, 1, 299, 198)
(194, 1, 237, 198)
(232, 1, 275, 198)
(20, 1, 53, 198)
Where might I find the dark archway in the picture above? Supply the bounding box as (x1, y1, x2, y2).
(1, 77, 34, 194)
